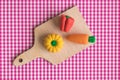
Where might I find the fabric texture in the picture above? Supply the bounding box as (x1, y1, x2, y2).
(0, 0, 119, 80)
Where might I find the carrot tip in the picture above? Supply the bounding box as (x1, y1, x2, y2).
(88, 36, 96, 43)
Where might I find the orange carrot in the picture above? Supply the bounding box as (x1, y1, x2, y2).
(66, 34, 95, 44)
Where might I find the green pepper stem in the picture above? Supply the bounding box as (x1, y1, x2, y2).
(66, 15, 70, 18)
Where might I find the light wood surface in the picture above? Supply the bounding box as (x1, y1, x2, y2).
(13, 6, 94, 66)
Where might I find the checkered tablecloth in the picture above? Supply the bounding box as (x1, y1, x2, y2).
(0, 0, 119, 80)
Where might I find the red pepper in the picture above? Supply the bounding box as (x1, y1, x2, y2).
(60, 15, 66, 31)
(60, 15, 74, 32)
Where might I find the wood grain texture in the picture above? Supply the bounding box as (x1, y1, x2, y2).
(13, 6, 94, 66)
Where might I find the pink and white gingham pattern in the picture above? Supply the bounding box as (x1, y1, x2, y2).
(0, 0, 119, 80)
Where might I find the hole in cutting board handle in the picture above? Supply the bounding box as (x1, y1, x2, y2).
(19, 58, 23, 63)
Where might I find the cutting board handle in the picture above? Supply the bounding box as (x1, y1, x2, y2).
(13, 47, 39, 66)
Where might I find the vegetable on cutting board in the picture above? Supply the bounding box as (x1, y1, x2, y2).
(44, 34, 64, 53)
(66, 34, 95, 44)
(60, 15, 74, 32)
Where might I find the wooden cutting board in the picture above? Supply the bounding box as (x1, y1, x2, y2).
(13, 6, 94, 66)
